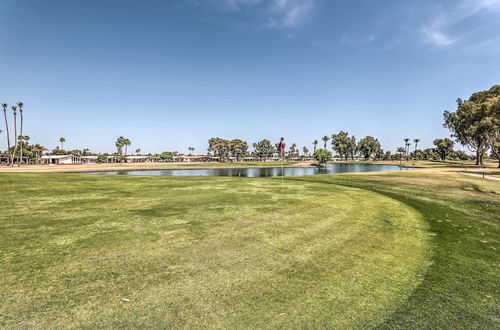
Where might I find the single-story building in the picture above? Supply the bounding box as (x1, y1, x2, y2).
(125, 155, 160, 163)
(81, 156, 98, 164)
(41, 155, 81, 165)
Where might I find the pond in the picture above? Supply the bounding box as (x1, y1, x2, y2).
(84, 164, 411, 177)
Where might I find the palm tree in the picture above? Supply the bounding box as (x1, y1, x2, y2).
(397, 147, 405, 166)
(11, 106, 17, 166)
(303, 146, 309, 157)
(115, 136, 125, 156)
(17, 102, 24, 166)
(59, 137, 66, 150)
(188, 146, 194, 155)
(322, 135, 330, 149)
(403, 138, 410, 161)
(312, 140, 318, 153)
(413, 139, 420, 160)
(124, 138, 131, 156)
(2, 103, 11, 165)
(135, 148, 141, 155)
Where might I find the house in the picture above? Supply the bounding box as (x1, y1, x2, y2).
(81, 156, 98, 164)
(41, 155, 81, 165)
(125, 155, 159, 163)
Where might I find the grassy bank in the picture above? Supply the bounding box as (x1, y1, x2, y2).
(0, 171, 498, 328)
(0, 161, 309, 173)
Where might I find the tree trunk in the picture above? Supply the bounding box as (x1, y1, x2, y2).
(475, 149, 483, 166)
(3, 111, 11, 166)
(19, 111, 23, 167)
(12, 114, 17, 167)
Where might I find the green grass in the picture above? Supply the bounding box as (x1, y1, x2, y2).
(0, 171, 498, 328)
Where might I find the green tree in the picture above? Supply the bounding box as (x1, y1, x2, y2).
(413, 139, 420, 160)
(2, 103, 11, 165)
(288, 143, 298, 158)
(160, 151, 173, 161)
(314, 148, 332, 165)
(17, 102, 24, 166)
(433, 138, 454, 161)
(59, 137, 65, 150)
(124, 138, 131, 156)
(32, 144, 47, 163)
(347, 136, 357, 160)
(135, 148, 141, 155)
(97, 153, 108, 163)
(230, 139, 248, 161)
(115, 136, 125, 156)
(312, 139, 318, 153)
(358, 136, 382, 160)
(422, 148, 438, 160)
(322, 135, 330, 149)
(208, 137, 231, 162)
(444, 85, 499, 166)
(253, 139, 274, 160)
(303, 146, 309, 156)
(331, 131, 353, 161)
(11, 106, 18, 165)
(403, 138, 410, 160)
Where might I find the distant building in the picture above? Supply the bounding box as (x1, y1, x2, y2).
(41, 155, 81, 165)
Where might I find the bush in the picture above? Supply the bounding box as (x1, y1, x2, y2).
(313, 149, 332, 165)
(97, 154, 108, 163)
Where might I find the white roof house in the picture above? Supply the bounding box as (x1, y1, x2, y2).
(41, 155, 81, 165)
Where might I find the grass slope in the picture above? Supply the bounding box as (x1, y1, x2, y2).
(289, 171, 499, 328)
(0, 170, 498, 328)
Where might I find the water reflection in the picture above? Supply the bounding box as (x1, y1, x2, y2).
(85, 164, 411, 177)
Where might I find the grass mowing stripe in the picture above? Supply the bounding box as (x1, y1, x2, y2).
(0, 173, 431, 328)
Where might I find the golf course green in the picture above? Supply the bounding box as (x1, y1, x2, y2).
(0, 170, 498, 328)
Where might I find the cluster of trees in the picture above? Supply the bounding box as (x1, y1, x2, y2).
(115, 136, 132, 156)
(207, 137, 306, 161)
(2, 86, 497, 167)
(1, 102, 27, 166)
(444, 85, 499, 166)
(207, 138, 249, 161)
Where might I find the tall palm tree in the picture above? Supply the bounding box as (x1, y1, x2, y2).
(397, 147, 406, 166)
(59, 137, 66, 150)
(322, 135, 330, 149)
(403, 138, 410, 161)
(135, 148, 141, 155)
(312, 140, 318, 153)
(413, 138, 420, 160)
(11, 106, 17, 166)
(17, 102, 24, 166)
(124, 138, 131, 156)
(2, 103, 10, 165)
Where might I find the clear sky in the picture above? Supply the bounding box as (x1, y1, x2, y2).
(1, 0, 499, 154)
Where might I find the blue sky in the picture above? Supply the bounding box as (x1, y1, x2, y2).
(1, 0, 499, 154)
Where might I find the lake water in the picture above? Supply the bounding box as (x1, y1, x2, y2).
(84, 164, 410, 177)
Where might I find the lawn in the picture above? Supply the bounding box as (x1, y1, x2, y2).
(0, 170, 498, 328)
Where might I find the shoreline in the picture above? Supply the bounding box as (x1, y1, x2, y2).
(0, 160, 496, 174)
(0, 161, 315, 173)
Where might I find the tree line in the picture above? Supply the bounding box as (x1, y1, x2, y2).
(2, 85, 498, 166)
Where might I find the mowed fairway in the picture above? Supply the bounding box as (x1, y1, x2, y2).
(0, 171, 498, 328)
